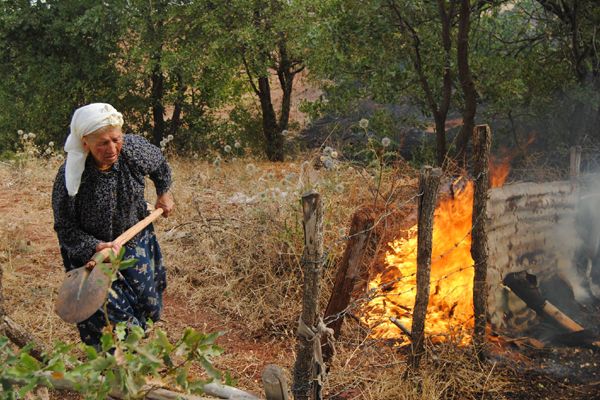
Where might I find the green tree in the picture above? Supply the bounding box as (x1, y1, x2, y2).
(0, 0, 123, 150)
(201, 0, 307, 161)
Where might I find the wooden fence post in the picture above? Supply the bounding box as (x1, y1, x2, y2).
(322, 207, 375, 364)
(471, 124, 492, 359)
(410, 166, 442, 369)
(570, 145, 582, 180)
(262, 364, 290, 400)
(292, 191, 325, 400)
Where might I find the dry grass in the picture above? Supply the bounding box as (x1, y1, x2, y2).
(0, 155, 512, 399)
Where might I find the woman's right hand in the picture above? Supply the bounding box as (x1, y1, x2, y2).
(96, 241, 122, 256)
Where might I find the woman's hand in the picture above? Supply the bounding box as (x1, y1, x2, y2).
(155, 192, 174, 217)
(96, 241, 122, 255)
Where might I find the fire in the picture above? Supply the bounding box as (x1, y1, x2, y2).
(362, 160, 510, 343)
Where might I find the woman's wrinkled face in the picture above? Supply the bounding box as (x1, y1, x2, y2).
(83, 126, 123, 169)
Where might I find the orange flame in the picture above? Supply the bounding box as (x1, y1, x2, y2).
(362, 161, 510, 344)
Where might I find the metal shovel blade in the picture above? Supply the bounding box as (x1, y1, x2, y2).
(55, 264, 111, 324)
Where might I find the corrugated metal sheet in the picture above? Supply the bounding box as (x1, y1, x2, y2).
(486, 180, 580, 330)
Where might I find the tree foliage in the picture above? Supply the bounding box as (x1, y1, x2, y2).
(0, 0, 597, 162)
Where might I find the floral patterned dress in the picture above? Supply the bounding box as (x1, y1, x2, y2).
(52, 134, 172, 347)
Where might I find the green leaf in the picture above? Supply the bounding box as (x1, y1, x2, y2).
(100, 333, 114, 353)
(125, 325, 144, 344)
(198, 355, 221, 380)
(198, 331, 221, 346)
(19, 353, 41, 373)
(156, 330, 174, 352)
(17, 380, 38, 397)
(115, 323, 127, 341)
(118, 257, 137, 271)
(84, 345, 98, 361)
(182, 328, 202, 348)
(176, 365, 189, 390)
(90, 356, 115, 371)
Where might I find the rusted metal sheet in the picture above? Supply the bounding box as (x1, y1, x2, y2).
(486, 180, 579, 330)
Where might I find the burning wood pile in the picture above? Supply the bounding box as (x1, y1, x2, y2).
(339, 147, 600, 352)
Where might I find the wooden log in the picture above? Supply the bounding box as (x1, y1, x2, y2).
(570, 145, 582, 179)
(390, 317, 412, 340)
(0, 316, 46, 361)
(410, 166, 442, 369)
(322, 207, 375, 364)
(292, 191, 324, 400)
(471, 124, 491, 359)
(203, 382, 260, 400)
(5, 371, 258, 400)
(262, 364, 289, 400)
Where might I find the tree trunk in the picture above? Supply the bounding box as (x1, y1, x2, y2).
(456, 0, 476, 169)
(434, 116, 447, 167)
(169, 69, 186, 137)
(278, 71, 294, 131)
(151, 54, 166, 146)
(258, 76, 284, 161)
(410, 166, 442, 369)
(471, 124, 491, 360)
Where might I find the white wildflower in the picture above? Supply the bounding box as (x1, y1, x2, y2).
(29, 132, 36, 139)
(323, 146, 333, 155)
(359, 118, 369, 129)
(320, 155, 327, 162)
(48, 141, 54, 147)
(234, 141, 241, 149)
(56, 154, 64, 161)
(22, 134, 29, 140)
(330, 151, 338, 159)
(17, 130, 24, 136)
(167, 134, 174, 141)
(44, 148, 51, 155)
(382, 137, 391, 147)
(281, 130, 288, 136)
(224, 145, 232, 153)
(245, 163, 257, 174)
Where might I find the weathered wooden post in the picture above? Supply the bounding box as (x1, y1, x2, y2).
(262, 364, 290, 400)
(471, 124, 491, 359)
(570, 145, 582, 180)
(292, 191, 325, 400)
(322, 207, 375, 364)
(410, 166, 442, 369)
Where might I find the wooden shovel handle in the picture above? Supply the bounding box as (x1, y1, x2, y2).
(94, 208, 164, 262)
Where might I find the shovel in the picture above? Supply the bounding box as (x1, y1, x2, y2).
(55, 208, 164, 324)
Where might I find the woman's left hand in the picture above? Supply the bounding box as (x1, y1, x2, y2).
(156, 192, 174, 217)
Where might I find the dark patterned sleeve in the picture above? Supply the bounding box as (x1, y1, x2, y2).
(124, 135, 172, 195)
(52, 166, 101, 269)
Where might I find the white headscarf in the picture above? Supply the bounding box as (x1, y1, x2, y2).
(64, 103, 124, 196)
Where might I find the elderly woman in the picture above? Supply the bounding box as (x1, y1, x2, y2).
(52, 103, 174, 347)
